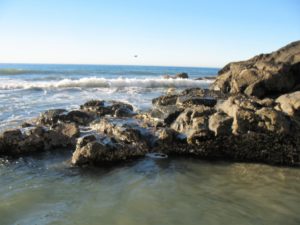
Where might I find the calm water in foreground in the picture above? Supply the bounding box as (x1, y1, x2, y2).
(0, 151, 299, 225)
(0, 64, 299, 225)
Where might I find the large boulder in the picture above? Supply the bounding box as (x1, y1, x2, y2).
(71, 133, 149, 166)
(212, 41, 300, 98)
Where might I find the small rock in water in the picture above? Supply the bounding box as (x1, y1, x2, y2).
(146, 152, 168, 159)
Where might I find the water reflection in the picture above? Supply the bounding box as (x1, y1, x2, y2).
(0, 151, 299, 225)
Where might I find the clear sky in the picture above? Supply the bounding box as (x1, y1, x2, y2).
(0, 0, 299, 67)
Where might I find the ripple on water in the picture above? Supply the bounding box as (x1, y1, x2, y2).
(0, 152, 299, 225)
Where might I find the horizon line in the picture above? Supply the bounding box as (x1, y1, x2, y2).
(0, 62, 222, 69)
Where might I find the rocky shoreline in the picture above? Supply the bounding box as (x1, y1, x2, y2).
(1, 41, 300, 167)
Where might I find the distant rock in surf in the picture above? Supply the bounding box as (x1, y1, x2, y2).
(163, 72, 189, 79)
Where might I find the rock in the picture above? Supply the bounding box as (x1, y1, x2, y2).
(212, 41, 300, 98)
(61, 110, 94, 125)
(166, 88, 177, 95)
(175, 72, 189, 79)
(217, 95, 291, 135)
(209, 112, 233, 136)
(71, 133, 148, 166)
(155, 128, 186, 146)
(255, 107, 291, 134)
(187, 130, 214, 145)
(114, 106, 136, 117)
(275, 91, 300, 117)
(163, 72, 189, 79)
(181, 88, 227, 99)
(91, 118, 154, 148)
(0, 129, 23, 155)
(171, 106, 215, 136)
(176, 96, 217, 107)
(37, 109, 67, 126)
(152, 95, 178, 106)
(0, 123, 80, 156)
(80, 100, 135, 117)
(149, 105, 183, 125)
(38, 109, 94, 126)
(195, 76, 216, 80)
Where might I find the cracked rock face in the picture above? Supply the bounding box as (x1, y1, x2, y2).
(212, 41, 300, 98)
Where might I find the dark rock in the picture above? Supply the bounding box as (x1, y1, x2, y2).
(149, 105, 183, 125)
(114, 106, 137, 117)
(176, 96, 217, 107)
(212, 40, 300, 98)
(37, 109, 67, 126)
(175, 72, 189, 79)
(0, 123, 80, 156)
(80, 100, 134, 118)
(152, 95, 178, 106)
(163, 72, 189, 79)
(60, 110, 94, 125)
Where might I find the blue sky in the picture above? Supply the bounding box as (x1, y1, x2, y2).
(0, 0, 299, 67)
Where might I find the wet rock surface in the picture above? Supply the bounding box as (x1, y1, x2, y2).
(1, 41, 300, 166)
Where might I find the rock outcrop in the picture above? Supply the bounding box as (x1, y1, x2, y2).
(1, 41, 300, 167)
(212, 41, 300, 98)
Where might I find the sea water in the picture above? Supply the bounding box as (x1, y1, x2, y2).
(0, 64, 299, 225)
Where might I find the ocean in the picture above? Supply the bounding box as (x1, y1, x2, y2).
(0, 64, 300, 225)
(0, 64, 216, 131)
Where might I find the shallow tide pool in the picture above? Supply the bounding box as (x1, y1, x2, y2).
(0, 151, 299, 225)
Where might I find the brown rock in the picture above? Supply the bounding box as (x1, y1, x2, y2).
(212, 41, 300, 98)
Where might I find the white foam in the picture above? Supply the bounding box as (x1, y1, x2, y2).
(0, 77, 214, 90)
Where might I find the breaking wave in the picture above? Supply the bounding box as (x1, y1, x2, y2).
(0, 77, 214, 90)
